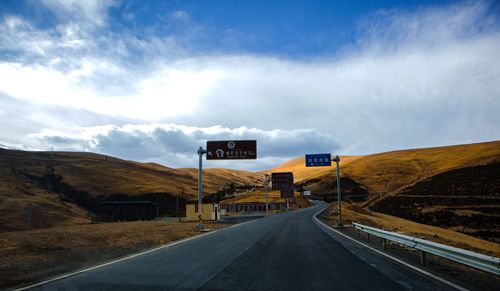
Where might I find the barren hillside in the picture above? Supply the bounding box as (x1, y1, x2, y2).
(0, 149, 263, 231)
(0, 149, 263, 198)
(272, 140, 500, 196)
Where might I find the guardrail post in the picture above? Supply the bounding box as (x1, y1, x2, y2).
(352, 221, 500, 275)
(420, 251, 427, 266)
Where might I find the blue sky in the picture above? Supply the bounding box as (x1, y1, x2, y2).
(0, 0, 499, 170)
(1, 0, 474, 57)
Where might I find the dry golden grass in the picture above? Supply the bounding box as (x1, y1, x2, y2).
(0, 148, 263, 231)
(219, 189, 311, 209)
(269, 140, 500, 194)
(267, 155, 363, 183)
(0, 149, 263, 200)
(341, 140, 500, 192)
(0, 168, 89, 232)
(323, 202, 500, 257)
(0, 220, 228, 288)
(221, 189, 291, 204)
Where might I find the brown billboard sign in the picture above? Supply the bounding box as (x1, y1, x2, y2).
(280, 189, 295, 198)
(206, 140, 257, 160)
(272, 172, 294, 190)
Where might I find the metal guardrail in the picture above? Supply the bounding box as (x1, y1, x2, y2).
(352, 222, 500, 275)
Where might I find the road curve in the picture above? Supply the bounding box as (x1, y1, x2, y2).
(26, 201, 453, 290)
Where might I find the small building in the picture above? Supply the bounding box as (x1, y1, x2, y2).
(186, 202, 221, 221)
(95, 201, 159, 221)
(223, 202, 289, 213)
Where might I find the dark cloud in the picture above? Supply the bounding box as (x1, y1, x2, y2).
(152, 128, 197, 154)
(31, 124, 340, 170)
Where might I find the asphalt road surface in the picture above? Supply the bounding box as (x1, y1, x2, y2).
(25, 201, 454, 291)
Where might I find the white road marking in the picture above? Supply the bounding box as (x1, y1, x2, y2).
(312, 206, 469, 291)
(15, 217, 266, 291)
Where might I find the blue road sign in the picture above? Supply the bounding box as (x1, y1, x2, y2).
(305, 153, 332, 167)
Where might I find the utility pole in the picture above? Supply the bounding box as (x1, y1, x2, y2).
(178, 188, 183, 222)
(197, 146, 207, 230)
(332, 155, 342, 226)
(176, 190, 180, 222)
(264, 174, 269, 216)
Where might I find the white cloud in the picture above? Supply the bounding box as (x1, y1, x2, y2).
(29, 123, 339, 170)
(170, 10, 190, 22)
(40, 0, 116, 27)
(0, 1, 499, 168)
(356, 0, 496, 51)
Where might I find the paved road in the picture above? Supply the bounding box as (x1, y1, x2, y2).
(27, 201, 453, 291)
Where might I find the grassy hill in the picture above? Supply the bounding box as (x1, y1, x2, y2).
(0, 167, 89, 232)
(0, 149, 263, 198)
(270, 140, 500, 243)
(274, 140, 500, 244)
(341, 140, 500, 193)
(268, 155, 363, 183)
(371, 162, 500, 242)
(2, 140, 499, 242)
(0, 148, 263, 231)
(271, 140, 500, 196)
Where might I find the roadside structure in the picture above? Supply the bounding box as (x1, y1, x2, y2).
(222, 202, 288, 213)
(186, 202, 221, 221)
(219, 188, 299, 214)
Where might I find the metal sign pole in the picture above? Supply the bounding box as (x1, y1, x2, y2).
(333, 155, 342, 226)
(197, 146, 207, 230)
(301, 190, 304, 208)
(264, 174, 269, 216)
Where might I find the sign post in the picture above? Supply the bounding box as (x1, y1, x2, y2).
(271, 172, 294, 190)
(305, 153, 342, 226)
(272, 172, 294, 211)
(332, 155, 342, 226)
(197, 146, 207, 230)
(197, 140, 257, 230)
(305, 153, 332, 167)
(207, 140, 256, 160)
(264, 174, 270, 216)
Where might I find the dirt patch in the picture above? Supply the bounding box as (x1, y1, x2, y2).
(0, 220, 229, 289)
(399, 162, 500, 197)
(306, 176, 371, 202)
(370, 163, 500, 243)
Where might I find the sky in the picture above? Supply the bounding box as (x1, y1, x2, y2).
(0, 0, 499, 171)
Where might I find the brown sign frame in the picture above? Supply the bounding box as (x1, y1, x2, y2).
(272, 172, 294, 190)
(280, 189, 295, 198)
(206, 140, 257, 160)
